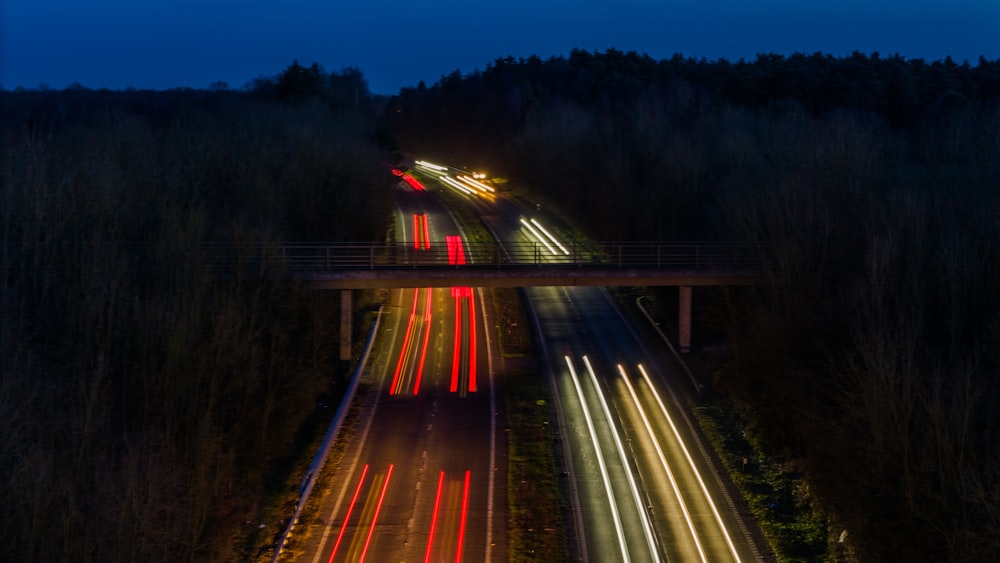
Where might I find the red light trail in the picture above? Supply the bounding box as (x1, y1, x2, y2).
(446, 236, 476, 394)
(424, 470, 446, 563)
(359, 464, 394, 562)
(390, 288, 433, 396)
(329, 464, 370, 563)
(456, 470, 471, 563)
(413, 213, 431, 249)
(392, 168, 426, 191)
(413, 286, 432, 395)
(423, 469, 473, 563)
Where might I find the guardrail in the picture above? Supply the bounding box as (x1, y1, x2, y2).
(202, 241, 760, 273)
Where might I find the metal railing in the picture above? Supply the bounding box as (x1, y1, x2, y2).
(203, 241, 760, 273)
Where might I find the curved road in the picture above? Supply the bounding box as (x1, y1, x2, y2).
(422, 163, 764, 562)
(292, 185, 505, 563)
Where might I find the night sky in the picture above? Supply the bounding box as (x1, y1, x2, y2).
(3, 0, 998, 95)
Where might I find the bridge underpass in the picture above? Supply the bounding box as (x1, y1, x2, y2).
(205, 241, 763, 357)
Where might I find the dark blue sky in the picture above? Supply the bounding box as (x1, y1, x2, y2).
(3, 0, 998, 95)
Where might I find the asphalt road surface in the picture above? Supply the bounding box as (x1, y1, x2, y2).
(293, 184, 504, 563)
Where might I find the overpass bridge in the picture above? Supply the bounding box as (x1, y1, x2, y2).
(207, 241, 761, 287)
(206, 241, 762, 356)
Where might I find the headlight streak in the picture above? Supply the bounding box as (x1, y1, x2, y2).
(618, 364, 707, 562)
(564, 355, 630, 563)
(415, 159, 448, 172)
(519, 218, 558, 256)
(637, 364, 743, 563)
(456, 174, 495, 193)
(529, 218, 570, 255)
(439, 175, 474, 195)
(582, 356, 659, 562)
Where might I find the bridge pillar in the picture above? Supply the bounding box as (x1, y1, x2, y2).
(678, 286, 692, 353)
(341, 289, 352, 361)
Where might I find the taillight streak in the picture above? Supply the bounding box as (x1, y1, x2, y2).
(425, 470, 446, 563)
(467, 290, 477, 393)
(390, 289, 420, 395)
(424, 470, 473, 563)
(413, 214, 431, 249)
(412, 288, 432, 395)
(391, 288, 432, 396)
(359, 464, 394, 562)
(447, 236, 475, 394)
(328, 464, 370, 563)
(456, 470, 471, 563)
(451, 300, 461, 393)
(403, 174, 426, 191)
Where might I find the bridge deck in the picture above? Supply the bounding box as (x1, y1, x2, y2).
(205, 241, 763, 288)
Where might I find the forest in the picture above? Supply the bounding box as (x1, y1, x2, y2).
(2, 50, 998, 562)
(387, 49, 1000, 561)
(0, 66, 394, 560)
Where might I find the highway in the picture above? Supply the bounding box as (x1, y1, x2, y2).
(292, 181, 504, 562)
(416, 160, 763, 562)
(294, 160, 763, 562)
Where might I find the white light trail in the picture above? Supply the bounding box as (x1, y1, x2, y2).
(564, 355, 630, 563)
(519, 218, 558, 256)
(439, 175, 474, 195)
(583, 356, 659, 562)
(415, 159, 448, 172)
(456, 174, 495, 193)
(529, 218, 570, 255)
(638, 364, 742, 563)
(619, 364, 707, 562)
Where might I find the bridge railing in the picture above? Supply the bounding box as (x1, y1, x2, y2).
(203, 241, 760, 273)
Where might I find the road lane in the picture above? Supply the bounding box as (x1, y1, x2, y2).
(292, 182, 502, 563)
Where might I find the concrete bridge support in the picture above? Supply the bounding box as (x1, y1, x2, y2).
(678, 285, 692, 353)
(341, 289, 352, 361)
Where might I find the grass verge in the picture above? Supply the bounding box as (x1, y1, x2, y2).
(693, 404, 828, 563)
(504, 366, 568, 562)
(491, 284, 568, 562)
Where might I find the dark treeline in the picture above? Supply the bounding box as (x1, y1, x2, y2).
(1, 64, 393, 560)
(388, 50, 1000, 560)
